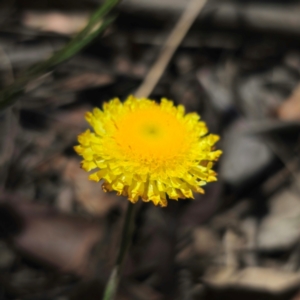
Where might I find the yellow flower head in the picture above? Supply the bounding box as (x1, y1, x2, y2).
(74, 96, 222, 207)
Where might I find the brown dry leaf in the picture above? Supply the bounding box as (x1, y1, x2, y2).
(193, 226, 220, 257)
(124, 281, 163, 300)
(50, 105, 90, 137)
(22, 11, 90, 35)
(56, 73, 114, 92)
(2, 202, 104, 277)
(277, 83, 300, 121)
(223, 229, 244, 269)
(292, 289, 300, 300)
(257, 188, 300, 251)
(204, 266, 300, 293)
(63, 158, 123, 216)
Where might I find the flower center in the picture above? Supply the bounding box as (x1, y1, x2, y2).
(113, 106, 188, 164)
(142, 124, 161, 137)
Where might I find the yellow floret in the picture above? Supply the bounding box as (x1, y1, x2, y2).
(74, 95, 222, 207)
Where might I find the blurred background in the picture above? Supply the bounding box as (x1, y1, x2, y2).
(1, 0, 300, 299)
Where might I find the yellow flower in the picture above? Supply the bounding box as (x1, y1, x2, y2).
(74, 96, 222, 207)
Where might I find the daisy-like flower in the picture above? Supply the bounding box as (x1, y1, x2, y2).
(74, 96, 222, 207)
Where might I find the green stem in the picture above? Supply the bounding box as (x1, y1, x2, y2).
(102, 202, 136, 300)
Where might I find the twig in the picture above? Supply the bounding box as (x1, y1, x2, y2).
(134, 0, 207, 98)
